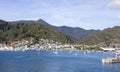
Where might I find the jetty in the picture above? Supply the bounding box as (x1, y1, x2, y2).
(102, 58, 120, 64)
(102, 49, 120, 64)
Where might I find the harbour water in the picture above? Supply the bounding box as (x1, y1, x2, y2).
(0, 50, 120, 72)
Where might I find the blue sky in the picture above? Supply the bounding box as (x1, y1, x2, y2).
(0, 0, 120, 30)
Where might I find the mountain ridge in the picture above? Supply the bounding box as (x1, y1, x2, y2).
(37, 19, 99, 40)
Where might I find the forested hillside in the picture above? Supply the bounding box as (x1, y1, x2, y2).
(80, 26, 120, 46)
(0, 20, 72, 44)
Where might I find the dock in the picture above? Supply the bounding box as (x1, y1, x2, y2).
(101, 48, 120, 64)
(102, 51, 120, 64)
(102, 58, 120, 64)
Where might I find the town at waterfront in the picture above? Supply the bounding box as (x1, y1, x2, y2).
(0, 39, 99, 51)
(0, 38, 120, 53)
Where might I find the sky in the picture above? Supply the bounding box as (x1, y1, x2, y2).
(0, 0, 120, 30)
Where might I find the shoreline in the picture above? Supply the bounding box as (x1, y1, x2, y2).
(0, 46, 104, 53)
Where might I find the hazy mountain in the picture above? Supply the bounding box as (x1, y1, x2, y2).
(80, 26, 120, 45)
(37, 19, 99, 40)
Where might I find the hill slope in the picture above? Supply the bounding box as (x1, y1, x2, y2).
(80, 26, 120, 46)
(0, 20, 72, 44)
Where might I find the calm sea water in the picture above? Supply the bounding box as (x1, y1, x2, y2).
(0, 50, 120, 72)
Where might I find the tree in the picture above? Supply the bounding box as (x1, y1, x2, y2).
(103, 35, 111, 47)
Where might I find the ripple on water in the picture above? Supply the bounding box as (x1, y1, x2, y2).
(0, 50, 119, 72)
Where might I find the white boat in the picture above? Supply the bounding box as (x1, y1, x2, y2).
(75, 53, 78, 56)
(53, 51, 58, 54)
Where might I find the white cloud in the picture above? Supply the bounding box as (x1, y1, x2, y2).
(0, 0, 120, 29)
(108, 0, 120, 9)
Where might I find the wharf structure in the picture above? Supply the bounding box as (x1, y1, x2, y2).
(102, 48, 120, 64)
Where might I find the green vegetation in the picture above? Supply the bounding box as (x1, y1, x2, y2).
(79, 26, 120, 46)
(75, 46, 102, 51)
(0, 20, 73, 44)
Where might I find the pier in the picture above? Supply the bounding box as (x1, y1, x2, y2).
(102, 49, 120, 64)
(102, 58, 120, 64)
